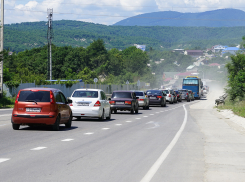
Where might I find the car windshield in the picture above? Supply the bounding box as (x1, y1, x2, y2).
(135, 92, 144, 96)
(112, 92, 132, 98)
(179, 90, 188, 93)
(162, 90, 169, 94)
(18, 91, 50, 102)
(72, 91, 98, 98)
(146, 90, 161, 95)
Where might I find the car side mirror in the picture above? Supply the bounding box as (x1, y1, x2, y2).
(67, 99, 72, 104)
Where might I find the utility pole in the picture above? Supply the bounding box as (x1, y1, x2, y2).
(47, 8, 53, 80)
(0, 0, 4, 98)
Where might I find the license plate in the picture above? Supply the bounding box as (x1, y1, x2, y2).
(77, 103, 89, 106)
(116, 102, 124, 104)
(150, 97, 156, 99)
(26, 108, 41, 112)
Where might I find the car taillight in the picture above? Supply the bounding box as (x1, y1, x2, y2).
(177, 94, 179, 97)
(69, 103, 73, 106)
(125, 101, 131, 104)
(168, 94, 171, 97)
(15, 91, 20, 104)
(109, 101, 115, 105)
(94, 100, 101, 107)
(50, 91, 55, 104)
(157, 96, 162, 98)
(186, 93, 188, 95)
(138, 99, 144, 101)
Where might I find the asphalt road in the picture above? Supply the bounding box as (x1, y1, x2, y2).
(0, 99, 205, 182)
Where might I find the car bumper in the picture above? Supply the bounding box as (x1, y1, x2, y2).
(149, 100, 161, 105)
(71, 106, 102, 117)
(12, 113, 56, 125)
(138, 101, 146, 107)
(110, 105, 133, 111)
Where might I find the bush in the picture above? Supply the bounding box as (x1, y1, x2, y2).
(0, 91, 15, 108)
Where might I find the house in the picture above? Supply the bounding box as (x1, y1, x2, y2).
(173, 49, 184, 54)
(212, 45, 226, 53)
(209, 63, 221, 69)
(222, 47, 240, 55)
(184, 50, 203, 57)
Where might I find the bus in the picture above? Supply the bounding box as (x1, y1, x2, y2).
(182, 77, 203, 99)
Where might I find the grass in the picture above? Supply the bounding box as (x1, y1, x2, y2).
(218, 97, 245, 118)
(0, 92, 15, 108)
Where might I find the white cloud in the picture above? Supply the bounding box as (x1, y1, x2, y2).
(3, 0, 245, 25)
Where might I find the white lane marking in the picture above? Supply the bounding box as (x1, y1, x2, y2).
(115, 124, 122, 126)
(150, 114, 154, 115)
(61, 139, 74, 142)
(0, 158, 10, 163)
(160, 111, 164, 112)
(102, 128, 110, 130)
(31, 147, 47, 151)
(126, 121, 132, 123)
(84, 132, 94, 135)
(155, 112, 159, 113)
(143, 116, 148, 118)
(140, 104, 188, 182)
(135, 118, 141, 119)
(0, 114, 12, 117)
(0, 124, 7, 127)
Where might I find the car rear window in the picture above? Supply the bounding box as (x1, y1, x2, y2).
(146, 90, 161, 95)
(135, 92, 144, 96)
(72, 91, 98, 98)
(18, 91, 50, 102)
(162, 90, 169, 94)
(112, 92, 132, 98)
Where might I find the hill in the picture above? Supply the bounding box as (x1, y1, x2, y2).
(114, 9, 245, 27)
(4, 20, 245, 53)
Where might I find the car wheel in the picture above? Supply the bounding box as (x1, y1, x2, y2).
(161, 101, 164, 107)
(143, 105, 146, 110)
(65, 112, 72, 128)
(99, 110, 105, 121)
(106, 109, 111, 120)
(164, 101, 166, 107)
(52, 115, 60, 131)
(187, 99, 190, 102)
(135, 107, 139, 114)
(131, 107, 135, 114)
(12, 123, 20, 130)
(147, 104, 150, 109)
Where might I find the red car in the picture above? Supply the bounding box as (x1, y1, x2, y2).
(11, 88, 72, 131)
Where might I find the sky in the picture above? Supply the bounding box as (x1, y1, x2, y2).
(1, 0, 245, 25)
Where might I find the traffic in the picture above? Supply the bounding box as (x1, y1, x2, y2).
(10, 76, 209, 131)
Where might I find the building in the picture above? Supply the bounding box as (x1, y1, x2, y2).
(186, 65, 198, 72)
(212, 45, 227, 53)
(134, 44, 146, 51)
(184, 50, 203, 57)
(222, 47, 240, 55)
(173, 49, 184, 54)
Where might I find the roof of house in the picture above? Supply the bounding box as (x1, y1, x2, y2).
(223, 47, 240, 51)
(185, 50, 203, 53)
(186, 65, 195, 69)
(209, 63, 221, 66)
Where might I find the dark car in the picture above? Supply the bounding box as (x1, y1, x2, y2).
(178, 89, 191, 102)
(174, 90, 182, 102)
(12, 88, 72, 131)
(146, 90, 166, 107)
(109, 91, 139, 114)
(172, 91, 178, 103)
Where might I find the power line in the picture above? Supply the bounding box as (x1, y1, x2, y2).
(5, 8, 245, 22)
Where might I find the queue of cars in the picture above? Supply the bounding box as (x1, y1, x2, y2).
(11, 87, 199, 131)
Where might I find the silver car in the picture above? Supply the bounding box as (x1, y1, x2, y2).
(132, 90, 149, 109)
(161, 89, 174, 104)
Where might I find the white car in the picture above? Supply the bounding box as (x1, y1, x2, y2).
(161, 89, 174, 104)
(68, 89, 111, 120)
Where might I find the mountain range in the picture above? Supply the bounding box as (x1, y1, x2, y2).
(114, 9, 245, 27)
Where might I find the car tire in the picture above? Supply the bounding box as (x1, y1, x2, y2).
(65, 112, 72, 128)
(187, 99, 190, 102)
(143, 105, 146, 110)
(146, 104, 149, 109)
(161, 101, 164, 107)
(52, 115, 60, 131)
(135, 107, 139, 114)
(99, 110, 105, 121)
(164, 101, 166, 107)
(106, 110, 111, 120)
(131, 107, 135, 114)
(12, 123, 20, 130)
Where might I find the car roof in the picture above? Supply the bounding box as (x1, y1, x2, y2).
(20, 87, 61, 92)
(113, 90, 134, 93)
(73, 89, 103, 91)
